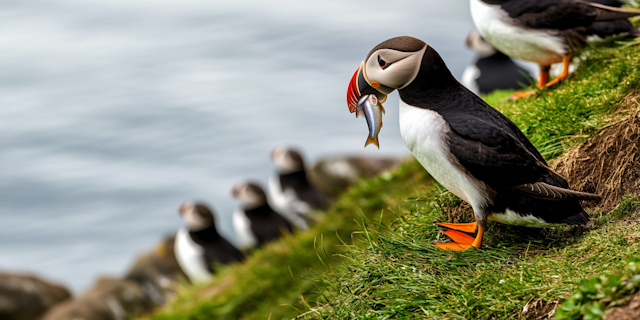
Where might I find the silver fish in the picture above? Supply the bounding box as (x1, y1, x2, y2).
(355, 94, 385, 148)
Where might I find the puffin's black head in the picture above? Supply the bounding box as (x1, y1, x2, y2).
(347, 36, 427, 112)
(271, 146, 305, 174)
(179, 201, 216, 231)
(231, 181, 268, 209)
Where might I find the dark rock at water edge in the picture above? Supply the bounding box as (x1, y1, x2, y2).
(40, 277, 155, 320)
(41, 236, 183, 320)
(0, 272, 71, 320)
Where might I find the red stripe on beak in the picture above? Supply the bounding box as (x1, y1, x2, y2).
(347, 66, 361, 113)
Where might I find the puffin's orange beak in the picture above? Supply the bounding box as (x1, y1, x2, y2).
(347, 65, 362, 113)
(347, 62, 387, 113)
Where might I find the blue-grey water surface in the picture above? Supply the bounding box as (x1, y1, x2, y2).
(0, 0, 474, 292)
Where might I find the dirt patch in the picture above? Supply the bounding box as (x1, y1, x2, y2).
(442, 202, 474, 223)
(551, 111, 640, 213)
(519, 299, 559, 320)
(604, 291, 640, 320)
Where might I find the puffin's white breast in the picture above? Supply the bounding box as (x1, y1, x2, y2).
(398, 100, 490, 213)
(232, 209, 258, 249)
(490, 209, 564, 227)
(470, 0, 566, 65)
(267, 175, 309, 230)
(174, 227, 212, 284)
(461, 64, 481, 95)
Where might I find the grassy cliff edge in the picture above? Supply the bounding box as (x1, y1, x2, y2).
(145, 40, 640, 320)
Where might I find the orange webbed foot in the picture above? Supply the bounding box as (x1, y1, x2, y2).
(434, 223, 486, 251)
(433, 221, 477, 234)
(509, 90, 537, 101)
(441, 229, 475, 245)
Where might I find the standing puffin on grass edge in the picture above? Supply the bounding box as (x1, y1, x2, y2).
(461, 29, 533, 95)
(346, 36, 601, 251)
(469, 0, 640, 99)
(174, 201, 245, 283)
(268, 146, 326, 230)
(232, 181, 294, 250)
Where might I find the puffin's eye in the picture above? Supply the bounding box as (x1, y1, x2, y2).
(378, 55, 390, 70)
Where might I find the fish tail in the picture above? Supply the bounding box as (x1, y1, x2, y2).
(365, 136, 380, 149)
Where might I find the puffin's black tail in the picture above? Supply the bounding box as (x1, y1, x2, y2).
(562, 210, 590, 225)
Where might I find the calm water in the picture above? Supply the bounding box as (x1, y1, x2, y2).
(0, 0, 474, 292)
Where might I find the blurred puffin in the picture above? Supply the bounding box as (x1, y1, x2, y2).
(469, 0, 640, 99)
(232, 181, 294, 249)
(268, 146, 326, 230)
(346, 36, 601, 251)
(174, 201, 245, 283)
(461, 29, 533, 95)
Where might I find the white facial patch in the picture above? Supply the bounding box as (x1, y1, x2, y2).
(365, 46, 427, 92)
(237, 186, 265, 209)
(272, 147, 299, 173)
(182, 207, 210, 231)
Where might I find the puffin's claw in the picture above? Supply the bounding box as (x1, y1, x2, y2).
(435, 242, 476, 251)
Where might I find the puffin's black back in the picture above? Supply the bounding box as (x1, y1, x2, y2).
(189, 226, 245, 272)
(244, 204, 293, 246)
(279, 170, 326, 209)
(399, 46, 589, 224)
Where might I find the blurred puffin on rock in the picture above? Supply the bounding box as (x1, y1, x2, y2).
(268, 146, 326, 230)
(461, 29, 533, 95)
(232, 181, 294, 249)
(174, 201, 245, 284)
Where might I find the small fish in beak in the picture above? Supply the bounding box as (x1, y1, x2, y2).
(356, 94, 385, 148)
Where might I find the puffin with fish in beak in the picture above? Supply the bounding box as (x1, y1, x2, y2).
(347, 36, 601, 251)
(469, 0, 640, 100)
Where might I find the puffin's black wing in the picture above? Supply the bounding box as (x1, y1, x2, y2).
(444, 93, 550, 187)
(444, 92, 602, 202)
(203, 238, 245, 269)
(493, 0, 639, 30)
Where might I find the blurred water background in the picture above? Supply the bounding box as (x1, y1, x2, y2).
(0, 0, 474, 292)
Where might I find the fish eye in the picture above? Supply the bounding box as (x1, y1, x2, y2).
(369, 95, 378, 105)
(378, 55, 391, 70)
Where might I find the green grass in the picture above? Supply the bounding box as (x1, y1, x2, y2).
(300, 42, 640, 319)
(145, 41, 640, 320)
(145, 159, 433, 320)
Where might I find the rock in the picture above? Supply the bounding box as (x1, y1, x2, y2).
(41, 236, 186, 320)
(124, 235, 185, 304)
(40, 277, 155, 320)
(309, 155, 404, 196)
(0, 272, 71, 320)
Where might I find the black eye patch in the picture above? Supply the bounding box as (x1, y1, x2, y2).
(378, 55, 391, 70)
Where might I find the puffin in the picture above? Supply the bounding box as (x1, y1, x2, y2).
(346, 36, 601, 251)
(461, 29, 533, 95)
(469, 0, 640, 99)
(268, 146, 326, 230)
(232, 181, 294, 249)
(174, 201, 245, 283)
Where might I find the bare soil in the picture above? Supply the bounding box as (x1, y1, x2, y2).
(552, 109, 640, 213)
(604, 291, 640, 320)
